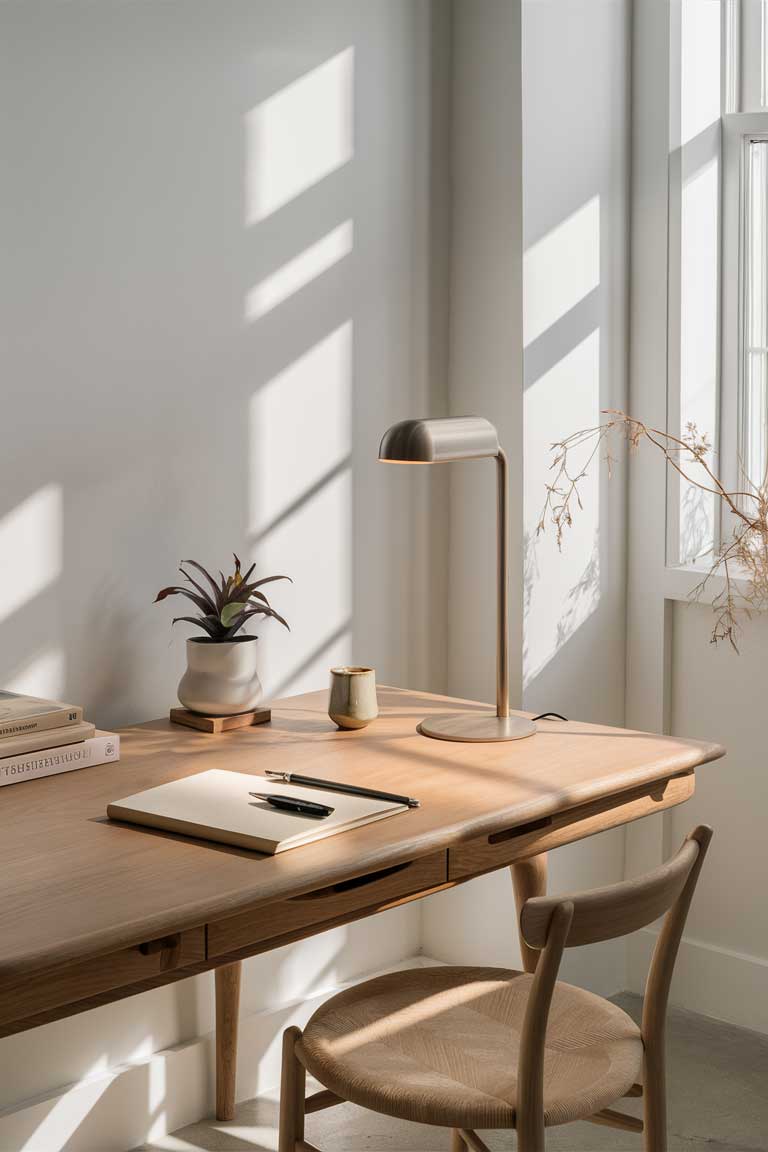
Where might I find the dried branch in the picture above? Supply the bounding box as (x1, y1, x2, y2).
(539, 410, 768, 649)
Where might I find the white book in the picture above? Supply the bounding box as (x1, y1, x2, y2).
(0, 732, 120, 788)
(107, 769, 408, 855)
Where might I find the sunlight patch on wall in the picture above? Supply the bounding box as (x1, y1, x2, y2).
(246, 48, 354, 223)
(245, 221, 354, 320)
(523, 196, 600, 347)
(0, 485, 62, 625)
(20, 1077, 111, 1151)
(249, 473, 352, 698)
(250, 323, 352, 528)
(249, 324, 352, 696)
(523, 331, 601, 687)
(146, 1058, 166, 1142)
(5, 649, 64, 698)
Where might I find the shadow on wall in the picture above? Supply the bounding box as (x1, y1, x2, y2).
(0, 0, 433, 732)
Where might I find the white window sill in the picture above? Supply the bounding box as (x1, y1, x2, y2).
(663, 560, 754, 605)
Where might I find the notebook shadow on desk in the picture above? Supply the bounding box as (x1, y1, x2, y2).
(88, 815, 270, 860)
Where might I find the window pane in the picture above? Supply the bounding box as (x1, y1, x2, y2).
(745, 140, 768, 490)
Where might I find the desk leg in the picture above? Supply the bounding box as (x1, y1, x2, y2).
(215, 961, 242, 1121)
(511, 854, 548, 974)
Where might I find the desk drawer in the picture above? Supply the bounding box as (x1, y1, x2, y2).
(449, 773, 695, 881)
(0, 927, 205, 1027)
(209, 852, 447, 958)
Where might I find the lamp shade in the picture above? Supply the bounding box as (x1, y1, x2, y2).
(378, 416, 500, 463)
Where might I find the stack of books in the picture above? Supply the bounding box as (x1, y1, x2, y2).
(0, 691, 119, 788)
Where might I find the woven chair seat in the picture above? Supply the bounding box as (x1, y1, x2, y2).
(298, 965, 642, 1130)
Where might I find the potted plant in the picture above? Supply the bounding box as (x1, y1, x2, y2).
(155, 554, 291, 715)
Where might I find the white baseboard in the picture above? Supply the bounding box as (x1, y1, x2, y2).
(0, 955, 441, 1152)
(628, 929, 768, 1035)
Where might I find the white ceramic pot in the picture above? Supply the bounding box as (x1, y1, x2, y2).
(178, 636, 263, 716)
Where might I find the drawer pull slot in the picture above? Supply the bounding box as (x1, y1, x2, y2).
(292, 862, 412, 901)
(208, 852, 447, 958)
(138, 934, 181, 956)
(488, 816, 552, 846)
(449, 775, 696, 883)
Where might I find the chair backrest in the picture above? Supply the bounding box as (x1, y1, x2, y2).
(513, 825, 713, 1149)
(520, 826, 710, 950)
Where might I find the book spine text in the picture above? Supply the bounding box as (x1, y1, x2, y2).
(0, 733, 120, 787)
(0, 706, 83, 741)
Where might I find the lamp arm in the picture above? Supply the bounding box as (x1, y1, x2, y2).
(496, 448, 509, 718)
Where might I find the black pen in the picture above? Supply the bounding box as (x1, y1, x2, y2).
(264, 770, 420, 809)
(250, 792, 334, 819)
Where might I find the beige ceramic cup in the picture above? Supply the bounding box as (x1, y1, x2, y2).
(328, 667, 378, 730)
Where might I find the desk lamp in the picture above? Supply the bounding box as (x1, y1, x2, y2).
(378, 416, 536, 742)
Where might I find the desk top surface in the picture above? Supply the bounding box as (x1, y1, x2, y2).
(0, 687, 724, 978)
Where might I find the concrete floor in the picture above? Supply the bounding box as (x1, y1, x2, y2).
(140, 995, 768, 1152)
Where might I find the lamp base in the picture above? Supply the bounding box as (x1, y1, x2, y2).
(417, 712, 536, 743)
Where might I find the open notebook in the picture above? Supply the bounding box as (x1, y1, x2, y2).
(107, 769, 408, 854)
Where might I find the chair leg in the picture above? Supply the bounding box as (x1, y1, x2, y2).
(278, 1026, 306, 1152)
(450, 1130, 466, 1151)
(643, 1041, 667, 1151)
(515, 1119, 544, 1152)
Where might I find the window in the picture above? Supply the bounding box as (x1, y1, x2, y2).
(722, 114, 768, 505)
(743, 136, 768, 489)
(670, 2, 768, 565)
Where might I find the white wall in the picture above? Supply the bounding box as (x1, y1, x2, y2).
(0, 1, 449, 1144)
(659, 604, 768, 1032)
(628, 610, 768, 1035)
(422, 0, 632, 997)
(0, 0, 448, 719)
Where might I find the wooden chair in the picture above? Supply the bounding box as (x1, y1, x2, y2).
(277, 825, 712, 1152)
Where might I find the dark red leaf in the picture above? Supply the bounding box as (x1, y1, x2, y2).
(250, 575, 292, 590)
(155, 586, 217, 615)
(181, 560, 224, 609)
(251, 590, 270, 606)
(236, 605, 289, 631)
(154, 586, 181, 602)
(178, 567, 218, 613)
(171, 615, 223, 638)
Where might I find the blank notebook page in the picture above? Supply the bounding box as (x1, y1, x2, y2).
(107, 768, 407, 854)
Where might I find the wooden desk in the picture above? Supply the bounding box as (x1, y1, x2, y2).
(0, 687, 723, 1120)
